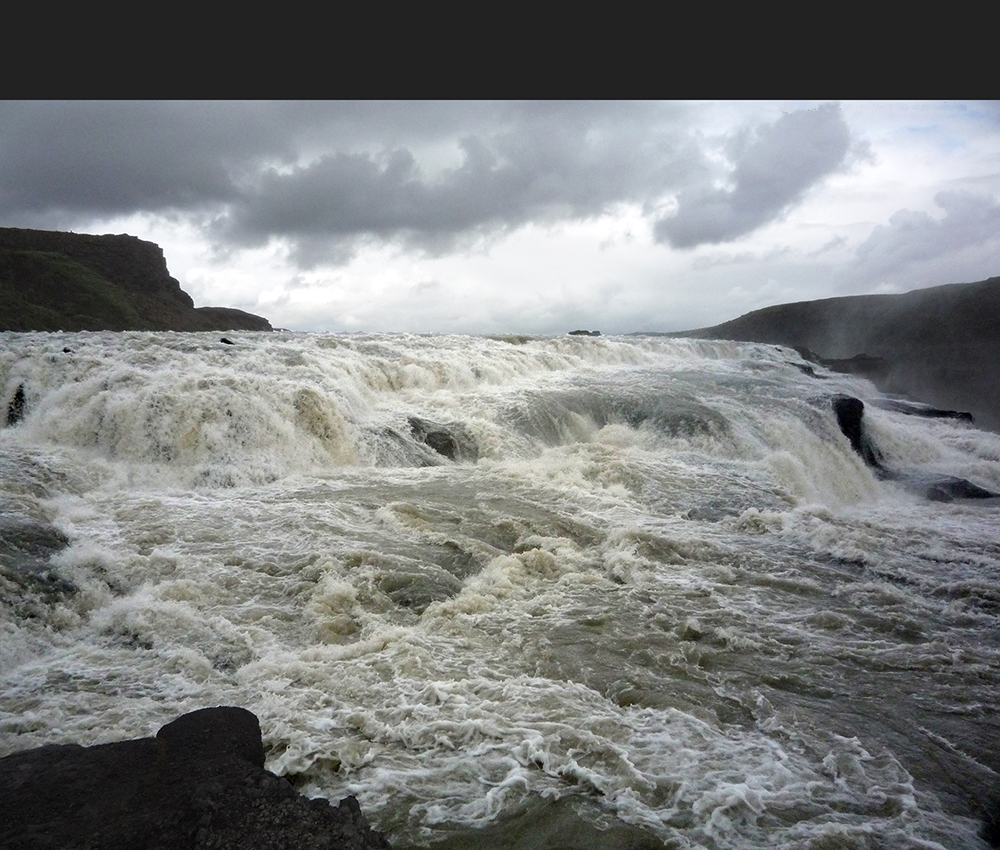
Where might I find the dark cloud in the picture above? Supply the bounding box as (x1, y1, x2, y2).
(653, 103, 852, 249)
(0, 101, 857, 265)
(0, 102, 298, 223)
(217, 102, 696, 265)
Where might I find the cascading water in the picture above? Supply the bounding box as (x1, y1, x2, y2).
(2, 331, 999, 849)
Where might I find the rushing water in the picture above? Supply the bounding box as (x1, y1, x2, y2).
(2, 331, 999, 849)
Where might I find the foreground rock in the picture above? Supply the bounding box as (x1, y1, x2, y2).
(0, 227, 272, 332)
(0, 707, 391, 850)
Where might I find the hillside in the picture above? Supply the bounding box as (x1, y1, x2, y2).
(675, 276, 1000, 432)
(0, 227, 272, 332)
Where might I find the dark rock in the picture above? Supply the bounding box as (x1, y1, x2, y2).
(831, 395, 883, 469)
(982, 799, 1000, 847)
(408, 416, 479, 463)
(899, 473, 999, 503)
(870, 397, 974, 422)
(0, 511, 74, 596)
(220, 337, 236, 345)
(156, 707, 266, 769)
(568, 329, 601, 336)
(830, 395, 999, 501)
(0, 706, 392, 850)
(6, 383, 26, 426)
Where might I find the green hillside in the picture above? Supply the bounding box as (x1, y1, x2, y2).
(0, 227, 272, 333)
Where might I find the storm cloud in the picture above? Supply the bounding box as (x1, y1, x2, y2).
(0, 101, 853, 263)
(1, 100, 997, 334)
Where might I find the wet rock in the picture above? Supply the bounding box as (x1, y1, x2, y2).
(376, 566, 465, 613)
(982, 799, 1000, 847)
(0, 706, 392, 849)
(0, 509, 73, 596)
(870, 397, 974, 422)
(831, 394, 883, 469)
(898, 473, 999, 503)
(6, 383, 26, 426)
(408, 416, 478, 463)
(831, 395, 999, 502)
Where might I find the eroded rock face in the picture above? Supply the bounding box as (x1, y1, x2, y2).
(0, 706, 392, 850)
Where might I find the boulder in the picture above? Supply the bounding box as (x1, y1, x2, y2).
(0, 706, 392, 849)
(0, 511, 73, 596)
(831, 394, 883, 469)
(408, 416, 479, 463)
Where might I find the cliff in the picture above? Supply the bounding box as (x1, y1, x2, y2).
(677, 276, 1000, 432)
(0, 227, 272, 332)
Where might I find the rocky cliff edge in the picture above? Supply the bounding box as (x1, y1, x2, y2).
(0, 227, 272, 332)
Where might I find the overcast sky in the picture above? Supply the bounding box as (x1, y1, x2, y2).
(2, 100, 999, 334)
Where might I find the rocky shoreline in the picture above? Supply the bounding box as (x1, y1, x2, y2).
(0, 707, 391, 850)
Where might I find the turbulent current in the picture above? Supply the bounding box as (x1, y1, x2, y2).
(2, 331, 999, 849)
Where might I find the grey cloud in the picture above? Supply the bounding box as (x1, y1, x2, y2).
(216, 103, 697, 265)
(852, 190, 1000, 284)
(0, 101, 855, 267)
(654, 103, 852, 249)
(0, 102, 301, 223)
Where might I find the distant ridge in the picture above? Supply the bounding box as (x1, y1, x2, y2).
(0, 227, 272, 333)
(676, 276, 1000, 432)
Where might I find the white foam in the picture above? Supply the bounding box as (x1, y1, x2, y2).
(2, 330, 996, 848)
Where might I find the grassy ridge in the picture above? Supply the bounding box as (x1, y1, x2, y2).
(0, 250, 147, 331)
(0, 227, 272, 333)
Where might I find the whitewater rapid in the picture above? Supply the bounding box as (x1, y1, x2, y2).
(2, 331, 999, 849)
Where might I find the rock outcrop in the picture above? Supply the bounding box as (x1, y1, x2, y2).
(0, 227, 272, 332)
(0, 706, 391, 850)
(677, 276, 1000, 433)
(830, 394, 999, 502)
(408, 416, 479, 463)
